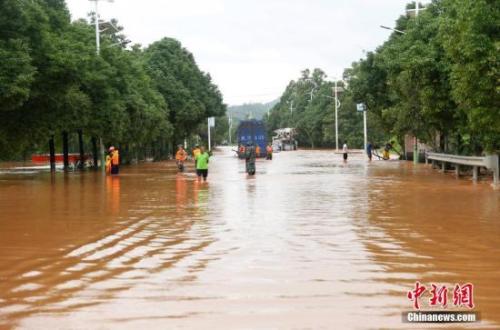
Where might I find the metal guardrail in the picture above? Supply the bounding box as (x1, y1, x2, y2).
(426, 152, 499, 185)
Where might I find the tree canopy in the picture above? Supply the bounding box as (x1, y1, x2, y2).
(347, 0, 499, 154)
(268, 0, 499, 154)
(266, 68, 388, 149)
(0, 0, 226, 161)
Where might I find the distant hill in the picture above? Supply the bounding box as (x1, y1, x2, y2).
(228, 100, 278, 121)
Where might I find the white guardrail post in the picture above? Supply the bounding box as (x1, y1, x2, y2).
(485, 154, 499, 186)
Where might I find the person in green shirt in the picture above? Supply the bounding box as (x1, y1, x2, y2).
(195, 146, 210, 182)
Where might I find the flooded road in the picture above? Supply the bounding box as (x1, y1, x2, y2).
(1, 148, 499, 329)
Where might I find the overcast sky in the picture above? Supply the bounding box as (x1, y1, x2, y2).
(65, 0, 415, 105)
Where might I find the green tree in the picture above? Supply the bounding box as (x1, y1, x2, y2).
(144, 38, 226, 149)
(439, 0, 500, 152)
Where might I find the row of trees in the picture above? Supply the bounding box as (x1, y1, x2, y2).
(266, 68, 388, 149)
(0, 0, 226, 162)
(267, 0, 499, 154)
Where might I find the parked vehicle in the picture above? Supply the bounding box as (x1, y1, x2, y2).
(272, 128, 297, 151)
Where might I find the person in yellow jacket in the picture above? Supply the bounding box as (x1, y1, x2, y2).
(110, 147, 120, 175)
(383, 141, 393, 160)
(192, 145, 201, 168)
(105, 147, 112, 174)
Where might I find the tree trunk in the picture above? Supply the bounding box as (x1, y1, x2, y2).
(78, 129, 85, 169)
(439, 132, 445, 153)
(171, 141, 176, 158)
(62, 131, 69, 170)
(49, 135, 56, 172)
(91, 136, 98, 170)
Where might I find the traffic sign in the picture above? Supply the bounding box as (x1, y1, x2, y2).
(356, 103, 366, 112)
(208, 117, 215, 127)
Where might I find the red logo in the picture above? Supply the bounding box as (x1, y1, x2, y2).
(453, 283, 474, 309)
(407, 281, 426, 309)
(407, 282, 474, 310)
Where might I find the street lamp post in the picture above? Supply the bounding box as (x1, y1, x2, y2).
(380, 4, 424, 164)
(208, 118, 211, 151)
(334, 80, 339, 151)
(89, 0, 113, 172)
(90, 0, 114, 55)
(356, 103, 368, 154)
(228, 114, 232, 145)
(363, 108, 367, 152)
(207, 117, 215, 151)
(324, 76, 344, 152)
(93, 0, 100, 55)
(329, 78, 344, 152)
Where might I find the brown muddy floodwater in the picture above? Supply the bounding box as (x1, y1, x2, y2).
(0, 148, 499, 329)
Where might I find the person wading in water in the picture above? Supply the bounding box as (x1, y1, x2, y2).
(109, 146, 120, 175)
(175, 145, 188, 172)
(342, 141, 348, 162)
(266, 143, 273, 160)
(245, 142, 256, 175)
(195, 146, 210, 182)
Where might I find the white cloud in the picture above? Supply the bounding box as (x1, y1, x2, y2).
(66, 0, 423, 105)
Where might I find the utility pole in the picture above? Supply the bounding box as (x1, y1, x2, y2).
(410, 2, 424, 164)
(207, 117, 214, 151)
(363, 110, 367, 152)
(94, 0, 100, 55)
(406, 2, 426, 17)
(208, 118, 211, 151)
(228, 114, 232, 145)
(309, 89, 314, 102)
(90, 0, 113, 172)
(334, 80, 339, 151)
(356, 103, 368, 154)
(289, 100, 294, 114)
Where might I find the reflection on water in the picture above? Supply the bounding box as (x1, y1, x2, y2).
(106, 176, 121, 216)
(0, 148, 499, 329)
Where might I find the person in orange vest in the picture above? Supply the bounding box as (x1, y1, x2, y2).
(266, 144, 273, 160)
(110, 146, 120, 175)
(175, 145, 188, 172)
(255, 145, 261, 158)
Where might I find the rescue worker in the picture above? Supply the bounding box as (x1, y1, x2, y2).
(245, 142, 256, 175)
(195, 146, 210, 182)
(175, 145, 188, 172)
(266, 144, 273, 160)
(110, 146, 120, 175)
(192, 145, 201, 168)
(383, 141, 393, 160)
(105, 147, 113, 174)
(238, 144, 245, 159)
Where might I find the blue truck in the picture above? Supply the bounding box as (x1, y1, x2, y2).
(237, 120, 267, 158)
